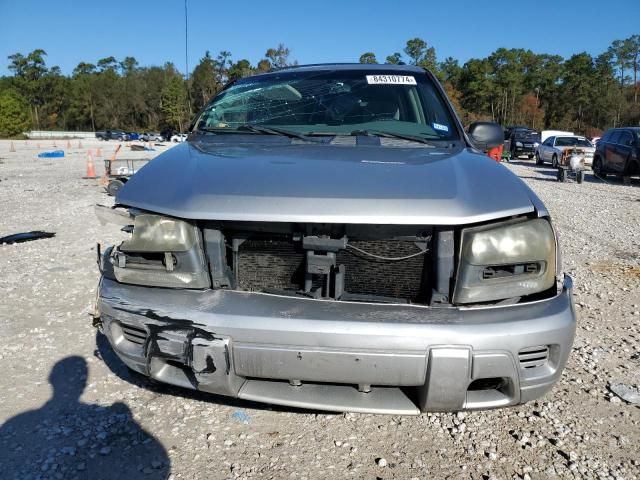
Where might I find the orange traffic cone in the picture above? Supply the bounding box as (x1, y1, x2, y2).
(10, 141, 16, 152)
(84, 153, 97, 179)
(96, 147, 102, 157)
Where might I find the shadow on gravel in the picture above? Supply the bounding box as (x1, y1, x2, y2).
(95, 331, 335, 416)
(0, 356, 170, 479)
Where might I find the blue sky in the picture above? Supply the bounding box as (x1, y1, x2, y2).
(1, 0, 638, 75)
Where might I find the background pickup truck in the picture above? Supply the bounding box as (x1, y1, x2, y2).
(95, 130, 129, 141)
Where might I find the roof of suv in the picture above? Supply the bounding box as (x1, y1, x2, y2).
(606, 127, 640, 132)
(266, 63, 426, 75)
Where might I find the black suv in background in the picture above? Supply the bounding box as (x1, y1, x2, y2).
(504, 126, 540, 159)
(593, 127, 640, 178)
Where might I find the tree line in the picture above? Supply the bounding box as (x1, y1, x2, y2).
(0, 37, 638, 137)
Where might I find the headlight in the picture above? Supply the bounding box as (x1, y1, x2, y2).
(110, 214, 210, 289)
(534, 142, 539, 148)
(120, 214, 197, 252)
(453, 218, 556, 304)
(515, 141, 523, 147)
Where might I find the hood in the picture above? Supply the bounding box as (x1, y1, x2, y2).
(117, 140, 537, 225)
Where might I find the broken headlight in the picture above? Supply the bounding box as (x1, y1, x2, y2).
(453, 218, 556, 304)
(110, 214, 210, 289)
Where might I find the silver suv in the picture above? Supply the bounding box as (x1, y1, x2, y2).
(95, 64, 575, 414)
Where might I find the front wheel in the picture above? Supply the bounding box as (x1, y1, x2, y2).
(593, 157, 606, 178)
(528, 154, 534, 159)
(552, 154, 558, 168)
(107, 178, 126, 196)
(535, 153, 543, 165)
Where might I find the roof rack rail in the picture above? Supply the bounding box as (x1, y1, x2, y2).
(268, 62, 411, 72)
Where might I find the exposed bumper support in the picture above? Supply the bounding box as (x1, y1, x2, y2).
(97, 276, 576, 414)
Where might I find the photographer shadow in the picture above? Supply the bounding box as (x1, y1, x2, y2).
(0, 356, 170, 479)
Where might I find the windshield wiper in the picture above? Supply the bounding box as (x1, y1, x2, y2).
(237, 124, 324, 142)
(350, 129, 437, 145)
(196, 125, 322, 142)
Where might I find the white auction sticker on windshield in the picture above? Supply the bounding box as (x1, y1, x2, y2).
(366, 75, 417, 85)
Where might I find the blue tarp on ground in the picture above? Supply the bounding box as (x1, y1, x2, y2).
(37, 150, 65, 158)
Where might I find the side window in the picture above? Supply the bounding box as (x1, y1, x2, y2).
(618, 131, 633, 146)
(609, 130, 622, 144)
(543, 137, 553, 146)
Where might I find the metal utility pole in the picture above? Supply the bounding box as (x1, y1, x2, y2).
(185, 0, 192, 119)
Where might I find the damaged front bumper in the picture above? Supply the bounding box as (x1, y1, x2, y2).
(96, 274, 576, 415)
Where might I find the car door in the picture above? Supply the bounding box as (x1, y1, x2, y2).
(603, 130, 620, 172)
(614, 130, 633, 174)
(540, 137, 554, 162)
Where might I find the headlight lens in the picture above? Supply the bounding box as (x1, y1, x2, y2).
(534, 142, 540, 148)
(453, 218, 556, 304)
(515, 141, 523, 147)
(109, 214, 210, 289)
(120, 214, 197, 252)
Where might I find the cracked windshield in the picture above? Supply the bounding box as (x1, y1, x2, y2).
(195, 70, 458, 141)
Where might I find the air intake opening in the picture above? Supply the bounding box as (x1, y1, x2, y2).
(518, 346, 550, 369)
(121, 323, 148, 346)
(468, 377, 506, 392)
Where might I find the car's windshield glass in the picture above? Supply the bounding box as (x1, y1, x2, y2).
(194, 69, 458, 141)
(555, 137, 592, 147)
(513, 129, 539, 139)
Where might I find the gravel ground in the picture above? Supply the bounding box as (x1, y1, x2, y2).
(0, 140, 639, 480)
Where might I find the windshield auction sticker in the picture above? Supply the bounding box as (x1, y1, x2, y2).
(366, 75, 417, 85)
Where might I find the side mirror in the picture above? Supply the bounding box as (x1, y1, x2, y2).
(467, 122, 504, 150)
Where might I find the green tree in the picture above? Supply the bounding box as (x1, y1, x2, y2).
(161, 76, 188, 132)
(190, 51, 219, 110)
(0, 90, 31, 136)
(228, 59, 253, 81)
(385, 52, 402, 64)
(7, 49, 49, 129)
(265, 44, 293, 69)
(359, 52, 378, 64)
(439, 57, 461, 84)
(458, 58, 496, 119)
(403, 38, 437, 71)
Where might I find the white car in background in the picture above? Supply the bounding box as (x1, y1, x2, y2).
(535, 136, 595, 167)
(171, 133, 188, 142)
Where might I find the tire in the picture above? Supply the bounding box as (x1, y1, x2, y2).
(107, 179, 125, 196)
(577, 170, 585, 184)
(557, 168, 566, 182)
(535, 153, 543, 165)
(552, 154, 558, 168)
(528, 154, 534, 159)
(593, 157, 606, 178)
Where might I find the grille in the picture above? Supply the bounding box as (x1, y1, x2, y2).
(337, 241, 425, 300)
(237, 237, 426, 301)
(518, 346, 549, 369)
(121, 323, 148, 345)
(237, 239, 304, 291)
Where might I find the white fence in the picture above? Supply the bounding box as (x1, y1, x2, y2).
(26, 130, 96, 139)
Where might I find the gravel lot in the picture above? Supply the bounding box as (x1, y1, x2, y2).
(0, 139, 639, 480)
